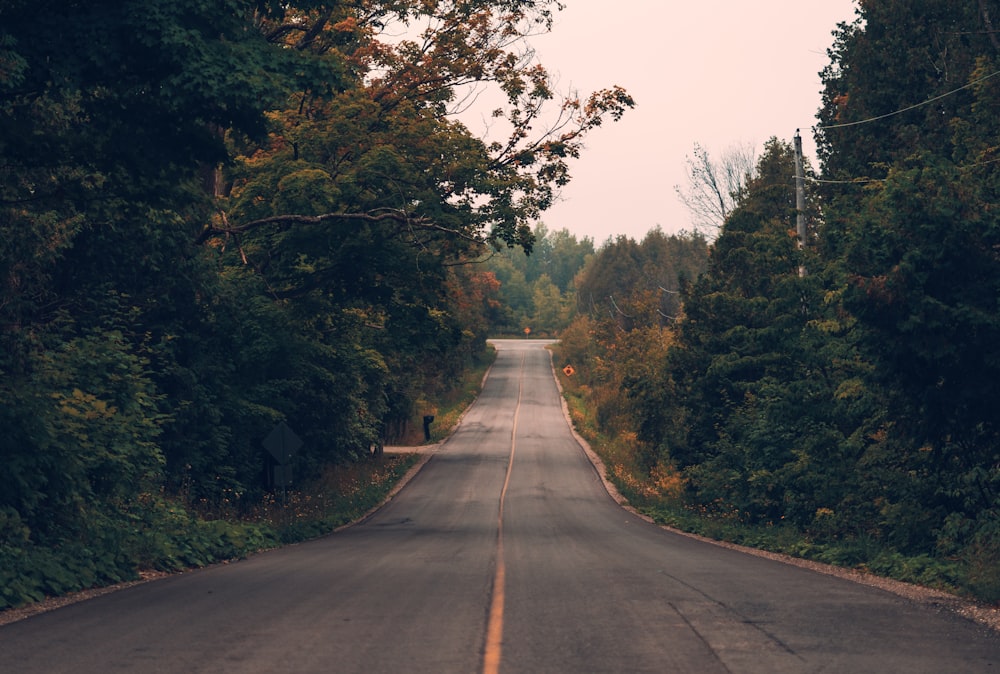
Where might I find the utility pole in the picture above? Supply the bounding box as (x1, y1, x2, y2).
(794, 130, 807, 277)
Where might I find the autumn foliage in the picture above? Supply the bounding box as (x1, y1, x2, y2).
(0, 0, 631, 607)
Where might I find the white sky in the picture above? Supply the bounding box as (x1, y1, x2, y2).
(513, 0, 860, 245)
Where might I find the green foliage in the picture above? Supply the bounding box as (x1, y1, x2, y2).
(811, 6, 1000, 591)
(575, 228, 709, 329)
(563, 91, 1000, 602)
(637, 500, 967, 597)
(816, 0, 992, 182)
(2, 0, 631, 609)
(554, 229, 710, 482)
(485, 223, 595, 335)
(0, 452, 420, 611)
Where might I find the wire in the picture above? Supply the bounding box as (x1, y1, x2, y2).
(959, 155, 1000, 170)
(817, 68, 1000, 130)
(801, 69, 1000, 184)
(607, 295, 633, 319)
(807, 176, 883, 185)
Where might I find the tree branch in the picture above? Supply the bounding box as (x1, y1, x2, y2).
(196, 209, 487, 248)
(295, 9, 335, 51)
(197, 210, 424, 244)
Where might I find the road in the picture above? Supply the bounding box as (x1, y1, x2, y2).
(2, 339, 998, 673)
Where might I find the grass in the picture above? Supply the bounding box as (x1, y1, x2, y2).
(394, 346, 496, 446)
(246, 454, 421, 544)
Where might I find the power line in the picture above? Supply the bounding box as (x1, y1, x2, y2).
(607, 295, 633, 319)
(817, 68, 1000, 130)
(801, 68, 1000, 184)
(959, 155, 1000, 170)
(807, 176, 883, 185)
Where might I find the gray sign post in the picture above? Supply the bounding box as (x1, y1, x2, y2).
(262, 421, 302, 489)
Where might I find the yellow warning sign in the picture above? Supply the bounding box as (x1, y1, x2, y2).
(562, 365, 575, 377)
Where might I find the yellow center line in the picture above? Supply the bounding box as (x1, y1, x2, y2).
(482, 352, 524, 674)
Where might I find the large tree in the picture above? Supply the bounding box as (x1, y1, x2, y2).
(0, 0, 292, 539)
(816, 0, 999, 185)
(665, 140, 850, 524)
(575, 229, 709, 330)
(816, 1, 1000, 558)
(198, 1, 632, 462)
(0, 0, 633, 581)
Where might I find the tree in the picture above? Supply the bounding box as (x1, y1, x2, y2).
(834, 150, 1000, 547)
(674, 142, 757, 235)
(0, 0, 634, 596)
(529, 273, 570, 333)
(486, 254, 534, 330)
(0, 0, 295, 528)
(817, 3, 1000, 559)
(547, 227, 596, 292)
(201, 1, 632, 470)
(816, 0, 996, 185)
(485, 223, 594, 334)
(555, 229, 709, 483)
(575, 229, 708, 329)
(203, 2, 633, 441)
(204, 1, 635, 256)
(663, 139, 869, 527)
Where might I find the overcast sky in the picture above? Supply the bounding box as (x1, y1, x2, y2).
(509, 1, 860, 245)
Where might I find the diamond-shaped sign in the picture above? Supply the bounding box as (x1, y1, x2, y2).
(262, 421, 302, 464)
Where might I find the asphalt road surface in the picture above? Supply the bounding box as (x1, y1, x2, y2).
(2, 339, 998, 673)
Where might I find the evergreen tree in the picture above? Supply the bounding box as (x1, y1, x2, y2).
(818, 2, 1000, 558)
(665, 139, 870, 529)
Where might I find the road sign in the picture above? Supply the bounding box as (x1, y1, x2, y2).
(262, 421, 302, 465)
(272, 463, 294, 488)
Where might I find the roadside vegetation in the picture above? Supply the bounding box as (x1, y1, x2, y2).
(553, 1, 1000, 605)
(388, 346, 496, 446)
(5, 0, 1000, 613)
(556, 363, 973, 600)
(0, 453, 417, 611)
(0, 353, 493, 612)
(0, 2, 630, 611)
